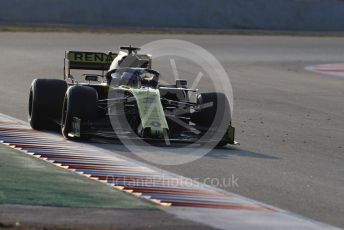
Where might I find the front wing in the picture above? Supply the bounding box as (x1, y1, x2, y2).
(70, 117, 237, 146)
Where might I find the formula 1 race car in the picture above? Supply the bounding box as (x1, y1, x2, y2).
(28, 46, 236, 146)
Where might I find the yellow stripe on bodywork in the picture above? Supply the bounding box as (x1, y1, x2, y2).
(119, 86, 169, 136)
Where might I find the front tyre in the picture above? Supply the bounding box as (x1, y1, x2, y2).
(191, 92, 231, 146)
(61, 85, 98, 139)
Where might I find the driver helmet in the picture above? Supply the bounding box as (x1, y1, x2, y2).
(111, 71, 141, 88)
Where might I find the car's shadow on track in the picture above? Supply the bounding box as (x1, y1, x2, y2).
(206, 146, 279, 160)
(43, 131, 279, 161)
(84, 137, 279, 160)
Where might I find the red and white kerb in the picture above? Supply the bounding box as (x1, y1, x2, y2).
(306, 63, 344, 78)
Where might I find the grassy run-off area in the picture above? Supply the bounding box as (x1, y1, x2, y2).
(0, 144, 156, 209)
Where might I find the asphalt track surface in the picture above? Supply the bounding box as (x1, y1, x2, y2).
(0, 32, 343, 228)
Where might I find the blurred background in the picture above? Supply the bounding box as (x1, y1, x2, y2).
(0, 0, 344, 32)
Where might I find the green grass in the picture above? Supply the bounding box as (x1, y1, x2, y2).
(0, 144, 157, 209)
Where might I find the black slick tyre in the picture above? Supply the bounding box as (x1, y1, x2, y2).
(28, 79, 67, 130)
(61, 85, 98, 139)
(191, 92, 231, 146)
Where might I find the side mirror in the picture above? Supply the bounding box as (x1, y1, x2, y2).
(176, 79, 187, 88)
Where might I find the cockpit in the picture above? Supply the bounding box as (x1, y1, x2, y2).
(107, 68, 159, 88)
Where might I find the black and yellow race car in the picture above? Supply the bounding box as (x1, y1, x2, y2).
(28, 46, 236, 146)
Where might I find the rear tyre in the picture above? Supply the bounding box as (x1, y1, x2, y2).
(61, 85, 98, 139)
(28, 79, 67, 130)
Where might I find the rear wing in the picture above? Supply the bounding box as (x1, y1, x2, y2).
(64, 50, 153, 81)
(64, 51, 117, 80)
